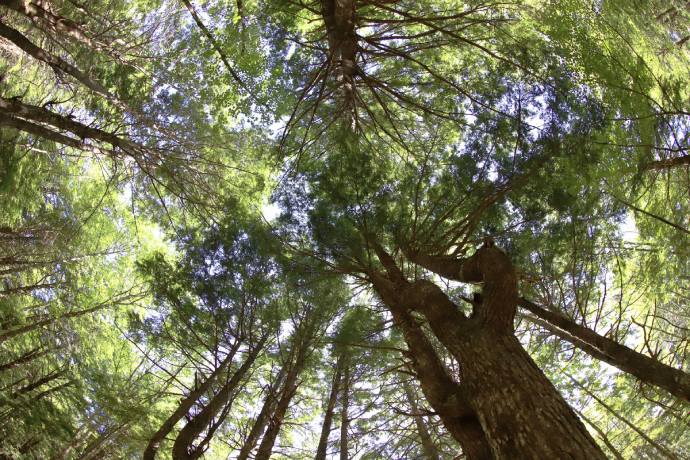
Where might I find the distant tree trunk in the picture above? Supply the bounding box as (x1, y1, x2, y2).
(12, 367, 68, 397)
(0, 346, 51, 372)
(315, 355, 343, 460)
(143, 341, 242, 460)
(570, 375, 680, 460)
(339, 357, 350, 460)
(236, 367, 286, 460)
(520, 298, 690, 402)
(0, 302, 110, 343)
(171, 338, 266, 460)
(254, 340, 309, 460)
(374, 243, 607, 459)
(645, 154, 690, 170)
(0, 21, 115, 100)
(403, 380, 440, 460)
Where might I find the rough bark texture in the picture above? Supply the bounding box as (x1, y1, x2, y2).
(403, 380, 441, 460)
(372, 242, 606, 459)
(520, 298, 690, 403)
(315, 355, 343, 460)
(321, 0, 358, 123)
(171, 340, 265, 460)
(143, 341, 241, 460)
(369, 271, 491, 460)
(236, 368, 286, 460)
(407, 247, 690, 404)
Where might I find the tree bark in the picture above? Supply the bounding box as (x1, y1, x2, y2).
(339, 356, 350, 460)
(2, 0, 100, 50)
(520, 298, 690, 403)
(406, 248, 690, 403)
(254, 342, 309, 460)
(403, 380, 440, 460)
(0, 96, 136, 153)
(0, 20, 115, 100)
(373, 242, 606, 459)
(315, 355, 343, 460)
(369, 271, 491, 460)
(171, 338, 266, 460)
(644, 155, 690, 170)
(143, 341, 242, 460)
(236, 367, 286, 460)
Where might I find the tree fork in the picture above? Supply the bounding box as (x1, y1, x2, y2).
(373, 242, 606, 458)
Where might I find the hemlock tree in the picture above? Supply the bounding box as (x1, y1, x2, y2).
(0, 0, 689, 459)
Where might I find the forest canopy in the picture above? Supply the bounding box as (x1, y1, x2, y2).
(0, 0, 689, 458)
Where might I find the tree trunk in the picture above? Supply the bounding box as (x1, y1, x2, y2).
(254, 350, 307, 460)
(236, 367, 286, 460)
(0, 21, 114, 99)
(339, 357, 350, 460)
(143, 341, 241, 460)
(369, 271, 491, 460)
(0, 346, 51, 372)
(315, 355, 343, 460)
(2, 0, 100, 50)
(12, 367, 68, 397)
(520, 298, 690, 402)
(403, 380, 440, 460)
(373, 243, 607, 459)
(405, 247, 690, 403)
(644, 155, 690, 170)
(171, 338, 266, 460)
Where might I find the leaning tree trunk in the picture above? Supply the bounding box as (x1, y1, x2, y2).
(143, 340, 241, 460)
(171, 339, 266, 460)
(315, 355, 343, 460)
(519, 298, 690, 402)
(404, 247, 690, 403)
(403, 380, 440, 460)
(236, 367, 286, 460)
(372, 242, 607, 459)
(370, 271, 492, 460)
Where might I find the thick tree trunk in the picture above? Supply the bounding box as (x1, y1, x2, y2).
(171, 339, 266, 460)
(315, 355, 343, 460)
(369, 271, 492, 460)
(143, 341, 241, 460)
(236, 368, 286, 460)
(403, 380, 440, 460)
(320, 0, 358, 124)
(339, 357, 350, 460)
(453, 330, 605, 459)
(373, 243, 606, 459)
(406, 248, 690, 403)
(520, 298, 690, 403)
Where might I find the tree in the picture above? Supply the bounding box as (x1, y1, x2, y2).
(1, 0, 689, 458)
